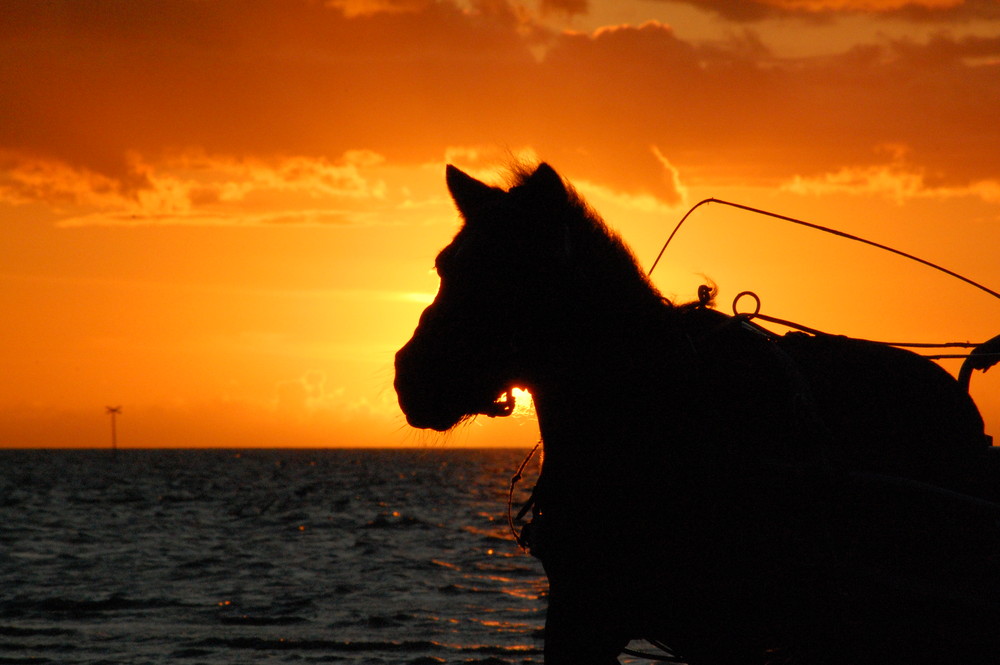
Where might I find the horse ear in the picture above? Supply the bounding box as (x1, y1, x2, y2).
(446, 165, 500, 219)
(526, 163, 567, 200)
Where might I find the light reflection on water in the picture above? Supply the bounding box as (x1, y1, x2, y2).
(0, 448, 550, 664)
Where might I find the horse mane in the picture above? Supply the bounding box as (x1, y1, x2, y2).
(506, 163, 713, 313)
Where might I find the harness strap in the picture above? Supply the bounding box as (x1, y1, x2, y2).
(732, 290, 998, 396)
(959, 333, 1000, 392)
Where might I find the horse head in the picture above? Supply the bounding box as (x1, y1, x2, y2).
(394, 163, 575, 431)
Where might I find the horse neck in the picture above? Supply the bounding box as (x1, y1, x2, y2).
(526, 272, 682, 449)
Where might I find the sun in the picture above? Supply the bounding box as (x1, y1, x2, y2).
(510, 388, 536, 418)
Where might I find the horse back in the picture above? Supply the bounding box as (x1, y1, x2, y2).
(777, 332, 991, 491)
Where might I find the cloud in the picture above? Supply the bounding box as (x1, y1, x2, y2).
(781, 142, 1000, 203)
(272, 369, 402, 433)
(784, 162, 1000, 204)
(530, 24, 1000, 195)
(0, 0, 537, 177)
(540, 0, 590, 16)
(660, 0, 1000, 22)
(651, 146, 688, 206)
(327, 0, 433, 17)
(573, 180, 678, 216)
(53, 208, 363, 228)
(877, 0, 1000, 21)
(0, 151, 136, 208)
(275, 370, 339, 417)
(2, 149, 394, 227)
(784, 162, 929, 202)
(2, 0, 999, 208)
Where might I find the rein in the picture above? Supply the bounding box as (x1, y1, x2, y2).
(650, 198, 1000, 302)
(650, 198, 1000, 367)
(731, 290, 989, 355)
(730, 289, 1000, 391)
(506, 441, 540, 551)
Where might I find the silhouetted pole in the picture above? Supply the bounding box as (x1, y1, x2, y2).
(105, 406, 122, 455)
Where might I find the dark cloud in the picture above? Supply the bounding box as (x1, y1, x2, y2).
(657, 0, 1000, 23)
(524, 21, 1000, 195)
(665, 0, 777, 22)
(886, 0, 1000, 22)
(540, 0, 589, 17)
(2, 0, 998, 205)
(0, 0, 536, 181)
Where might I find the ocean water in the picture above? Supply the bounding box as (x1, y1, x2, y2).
(0, 448, 550, 664)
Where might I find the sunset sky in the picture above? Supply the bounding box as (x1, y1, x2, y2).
(2, 0, 999, 448)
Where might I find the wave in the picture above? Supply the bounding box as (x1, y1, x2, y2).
(0, 593, 186, 620)
(189, 636, 541, 656)
(0, 449, 547, 664)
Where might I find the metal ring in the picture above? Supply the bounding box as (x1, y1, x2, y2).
(732, 290, 761, 318)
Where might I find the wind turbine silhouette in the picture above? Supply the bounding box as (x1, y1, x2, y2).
(105, 406, 122, 453)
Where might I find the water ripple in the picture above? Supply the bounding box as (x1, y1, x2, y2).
(0, 449, 547, 664)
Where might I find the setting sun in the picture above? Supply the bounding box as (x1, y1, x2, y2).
(2, 0, 998, 447)
(510, 388, 536, 420)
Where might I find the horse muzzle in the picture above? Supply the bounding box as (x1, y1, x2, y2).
(394, 344, 467, 431)
(394, 345, 515, 431)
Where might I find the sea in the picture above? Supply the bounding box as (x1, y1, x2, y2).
(0, 448, 558, 665)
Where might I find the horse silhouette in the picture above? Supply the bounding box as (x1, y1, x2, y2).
(395, 162, 1000, 664)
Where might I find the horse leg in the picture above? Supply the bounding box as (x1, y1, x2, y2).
(543, 580, 629, 665)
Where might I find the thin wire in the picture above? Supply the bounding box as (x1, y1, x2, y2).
(507, 441, 540, 550)
(649, 198, 1000, 302)
(732, 296, 992, 362)
(746, 311, 985, 350)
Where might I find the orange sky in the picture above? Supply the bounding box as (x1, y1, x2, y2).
(2, 0, 999, 448)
